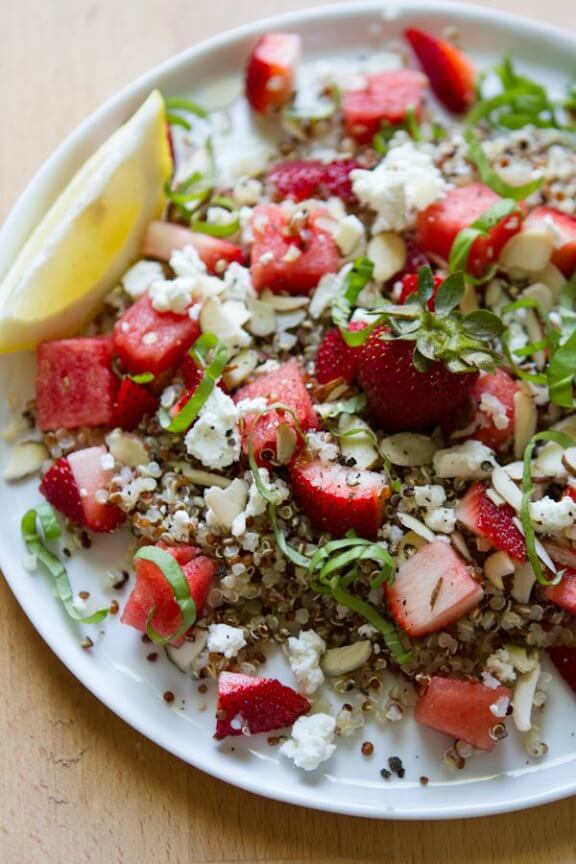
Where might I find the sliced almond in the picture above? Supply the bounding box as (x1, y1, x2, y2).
(531, 262, 566, 297)
(168, 463, 231, 488)
(223, 349, 258, 389)
(397, 529, 427, 560)
(379, 433, 437, 467)
(499, 229, 554, 272)
(511, 562, 536, 604)
(259, 289, 309, 311)
(275, 423, 298, 464)
(276, 309, 307, 332)
(3, 442, 48, 481)
(513, 389, 537, 460)
(200, 297, 251, 347)
(535, 414, 576, 479)
(484, 550, 515, 590)
(562, 450, 576, 477)
(246, 299, 276, 336)
(322, 641, 372, 676)
(338, 414, 380, 470)
(205, 478, 248, 531)
(222, 299, 251, 327)
(397, 512, 437, 543)
(504, 460, 550, 483)
(491, 465, 522, 511)
(367, 232, 406, 283)
(106, 430, 148, 467)
(523, 282, 554, 314)
(513, 661, 541, 732)
(166, 630, 209, 674)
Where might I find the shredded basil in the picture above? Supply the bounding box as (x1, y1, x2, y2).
(163, 334, 228, 434)
(465, 129, 543, 200)
(189, 218, 240, 238)
(130, 372, 155, 385)
(134, 546, 197, 645)
(164, 96, 208, 119)
(448, 198, 521, 281)
(332, 258, 376, 345)
(166, 113, 192, 131)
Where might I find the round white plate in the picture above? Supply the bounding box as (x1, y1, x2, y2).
(2, 0, 576, 820)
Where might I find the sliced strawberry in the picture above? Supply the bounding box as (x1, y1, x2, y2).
(398, 273, 443, 309)
(36, 337, 118, 431)
(524, 206, 576, 276)
(386, 540, 483, 637)
(142, 221, 244, 274)
(467, 369, 518, 451)
(416, 183, 523, 279)
(405, 28, 475, 113)
(234, 359, 318, 465)
(268, 159, 360, 203)
(415, 676, 511, 751)
(115, 377, 159, 430)
(548, 646, 576, 694)
(289, 455, 389, 539)
(315, 323, 365, 385)
(214, 671, 310, 739)
(245, 33, 301, 114)
(121, 542, 216, 642)
(250, 204, 340, 295)
(544, 569, 576, 614)
(343, 69, 428, 144)
(113, 295, 201, 376)
(456, 482, 526, 561)
(39, 457, 85, 526)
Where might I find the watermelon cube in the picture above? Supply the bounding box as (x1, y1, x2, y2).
(544, 568, 576, 614)
(343, 69, 427, 144)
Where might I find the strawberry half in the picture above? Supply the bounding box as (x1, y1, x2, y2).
(214, 671, 310, 739)
(467, 369, 518, 452)
(544, 568, 576, 614)
(289, 455, 389, 539)
(386, 540, 483, 637)
(115, 377, 159, 430)
(268, 159, 360, 203)
(245, 33, 301, 114)
(455, 481, 526, 561)
(315, 323, 365, 385)
(405, 27, 476, 113)
(548, 646, 576, 694)
(525, 206, 576, 276)
(39, 458, 85, 526)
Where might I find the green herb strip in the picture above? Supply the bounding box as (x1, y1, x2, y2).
(164, 96, 208, 119)
(448, 198, 521, 281)
(332, 258, 376, 345)
(465, 129, 543, 200)
(189, 218, 240, 238)
(165, 334, 229, 434)
(21, 505, 108, 624)
(134, 546, 197, 645)
(130, 372, 155, 385)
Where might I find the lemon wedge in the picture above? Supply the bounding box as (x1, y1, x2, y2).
(0, 90, 172, 352)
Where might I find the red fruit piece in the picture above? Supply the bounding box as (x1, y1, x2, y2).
(544, 568, 576, 614)
(357, 326, 477, 432)
(115, 377, 159, 430)
(315, 323, 365, 385)
(39, 457, 85, 526)
(467, 369, 518, 451)
(113, 295, 201, 376)
(142, 221, 244, 274)
(245, 33, 301, 114)
(416, 183, 523, 279)
(405, 28, 475, 114)
(397, 273, 443, 309)
(415, 676, 511, 751)
(549, 646, 576, 694)
(214, 671, 310, 739)
(289, 455, 389, 539)
(268, 159, 360, 203)
(250, 204, 340, 295)
(121, 542, 217, 643)
(343, 69, 428, 144)
(234, 359, 318, 465)
(525, 206, 576, 276)
(386, 540, 483, 637)
(455, 481, 526, 561)
(36, 337, 118, 431)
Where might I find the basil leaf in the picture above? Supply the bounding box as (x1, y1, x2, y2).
(165, 334, 229, 434)
(465, 129, 543, 200)
(449, 199, 520, 278)
(268, 504, 310, 568)
(434, 272, 465, 316)
(130, 372, 155, 384)
(134, 546, 196, 645)
(548, 330, 576, 407)
(332, 258, 375, 345)
(331, 582, 411, 665)
(164, 96, 208, 119)
(166, 113, 191, 131)
(189, 218, 240, 238)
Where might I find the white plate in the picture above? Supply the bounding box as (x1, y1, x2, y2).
(1, 0, 576, 820)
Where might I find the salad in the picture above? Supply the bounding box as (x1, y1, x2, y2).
(6, 25, 576, 775)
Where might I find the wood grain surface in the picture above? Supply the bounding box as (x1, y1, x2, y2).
(1, 1, 575, 861)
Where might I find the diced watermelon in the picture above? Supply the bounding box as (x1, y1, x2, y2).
(289, 455, 389, 539)
(416, 183, 523, 279)
(548, 646, 576, 694)
(415, 676, 512, 751)
(250, 204, 340, 295)
(467, 369, 518, 451)
(67, 446, 125, 533)
(215, 671, 310, 739)
(315, 323, 365, 385)
(142, 221, 244, 274)
(36, 337, 118, 431)
(121, 542, 217, 642)
(455, 482, 526, 561)
(386, 540, 483, 637)
(245, 33, 301, 114)
(343, 69, 428, 144)
(544, 568, 576, 614)
(234, 359, 318, 465)
(113, 295, 201, 376)
(524, 206, 576, 276)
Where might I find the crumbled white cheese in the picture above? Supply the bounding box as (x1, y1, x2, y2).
(170, 244, 207, 277)
(333, 215, 365, 255)
(232, 177, 263, 207)
(485, 648, 517, 684)
(433, 440, 496, 479)
(167, 509, 193, 542)
(121, 260, 164, 299)
(424, 507, 456, 534)
(414, 484, 446, 509)
(530, 496, 576, 534)
(207, 624, 247, 659)
(351, 139, 449, 232)
(184, 388, 241, 470)
(200, 296, 252, 348)
(286, 630, 326, 695)
(231, 469, 289, 536)
(206, 206, 238, 227)
(221, 262, 256, 302)
(305, 430, 339, 465)
(100, 452, 115, 471)
(280, 713, 336, 771)
(149, 277, 194, 314)
(479, 392, 510, 431)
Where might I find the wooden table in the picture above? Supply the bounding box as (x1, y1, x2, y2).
(2, 1, 575, 861)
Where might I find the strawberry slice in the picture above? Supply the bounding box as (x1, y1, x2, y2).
(315, 323, 365, 385)
(386, 540, 483, 637)
(36, 337, 118, 431)
(524, 206, 576, 276)
(397, 273, 443, 309)
(289, 455, 389, 539)
(544, 568, 576, 614)
(250, 204, 340, 295)
(415, 676, 512, 751)
(405, 28, 475, 113)
(142, 221, 244, 274)
(343, 69, 428, 144)
(40, 446, 125, 533)
(245, 33, 301, 114)
(121, 542, 216, 643)
(268, 159, 360, 203)
(548, 646, 576, 694)
(214, 671, 310, 739)
(416, 183, 523, 279)
(455, 482, 526, 561)
(467, 369, 518, 452)
(115, 377, 159, 430)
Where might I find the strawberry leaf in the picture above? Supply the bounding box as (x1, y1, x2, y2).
(417, 266, 435, 308)
(434, 272, 465, 316)
(461, 310, 505, 340)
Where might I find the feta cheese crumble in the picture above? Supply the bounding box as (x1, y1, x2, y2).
(280, 713, 336, 771)
(305, 430, 339, 465)
(530, 495, 576, 534)
(207, 624, 247, 659)
(121, 260, 164, 299)
(149, 277, 195, 314)
(286, 630, 326, 695)
(184, 388, 241, 470)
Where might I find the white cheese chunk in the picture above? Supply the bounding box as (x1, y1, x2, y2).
(280, 713, 336, 771)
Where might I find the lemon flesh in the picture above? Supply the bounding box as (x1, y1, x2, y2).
(0, 90, 172, 352)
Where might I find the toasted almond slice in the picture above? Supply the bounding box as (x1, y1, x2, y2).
(511, 562, 536, 603)
(275, 422, 298, 464)
(513, 661, 541, 732)
(562, 450, 576, 477)
(530, 262, 566, 297)
(205, 478, 248, 531)
(491, 465, 522, 511)
(166, 630, 208, 674)
(246, 299, 276, 336)
(168, 463, 231, 488)
(484, 550, 515, 590)
(380, 433, 437, 467)
(499, 229, 554, 272)
(322, 641, 372, 676)
(3, 441, 49, 480)
(105, 430, 148, 467)
(338, 414, 380, 470)
(259, 290, 309, 311)
(397, 512, 437, 543)
(523, 282, 554, 314)
(367, 232, 406, 283)
(276, 309, 307, 331)
(223, 349, 258, 389)
(513, 389, 537, 460)
(397, 529, 427, 560)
